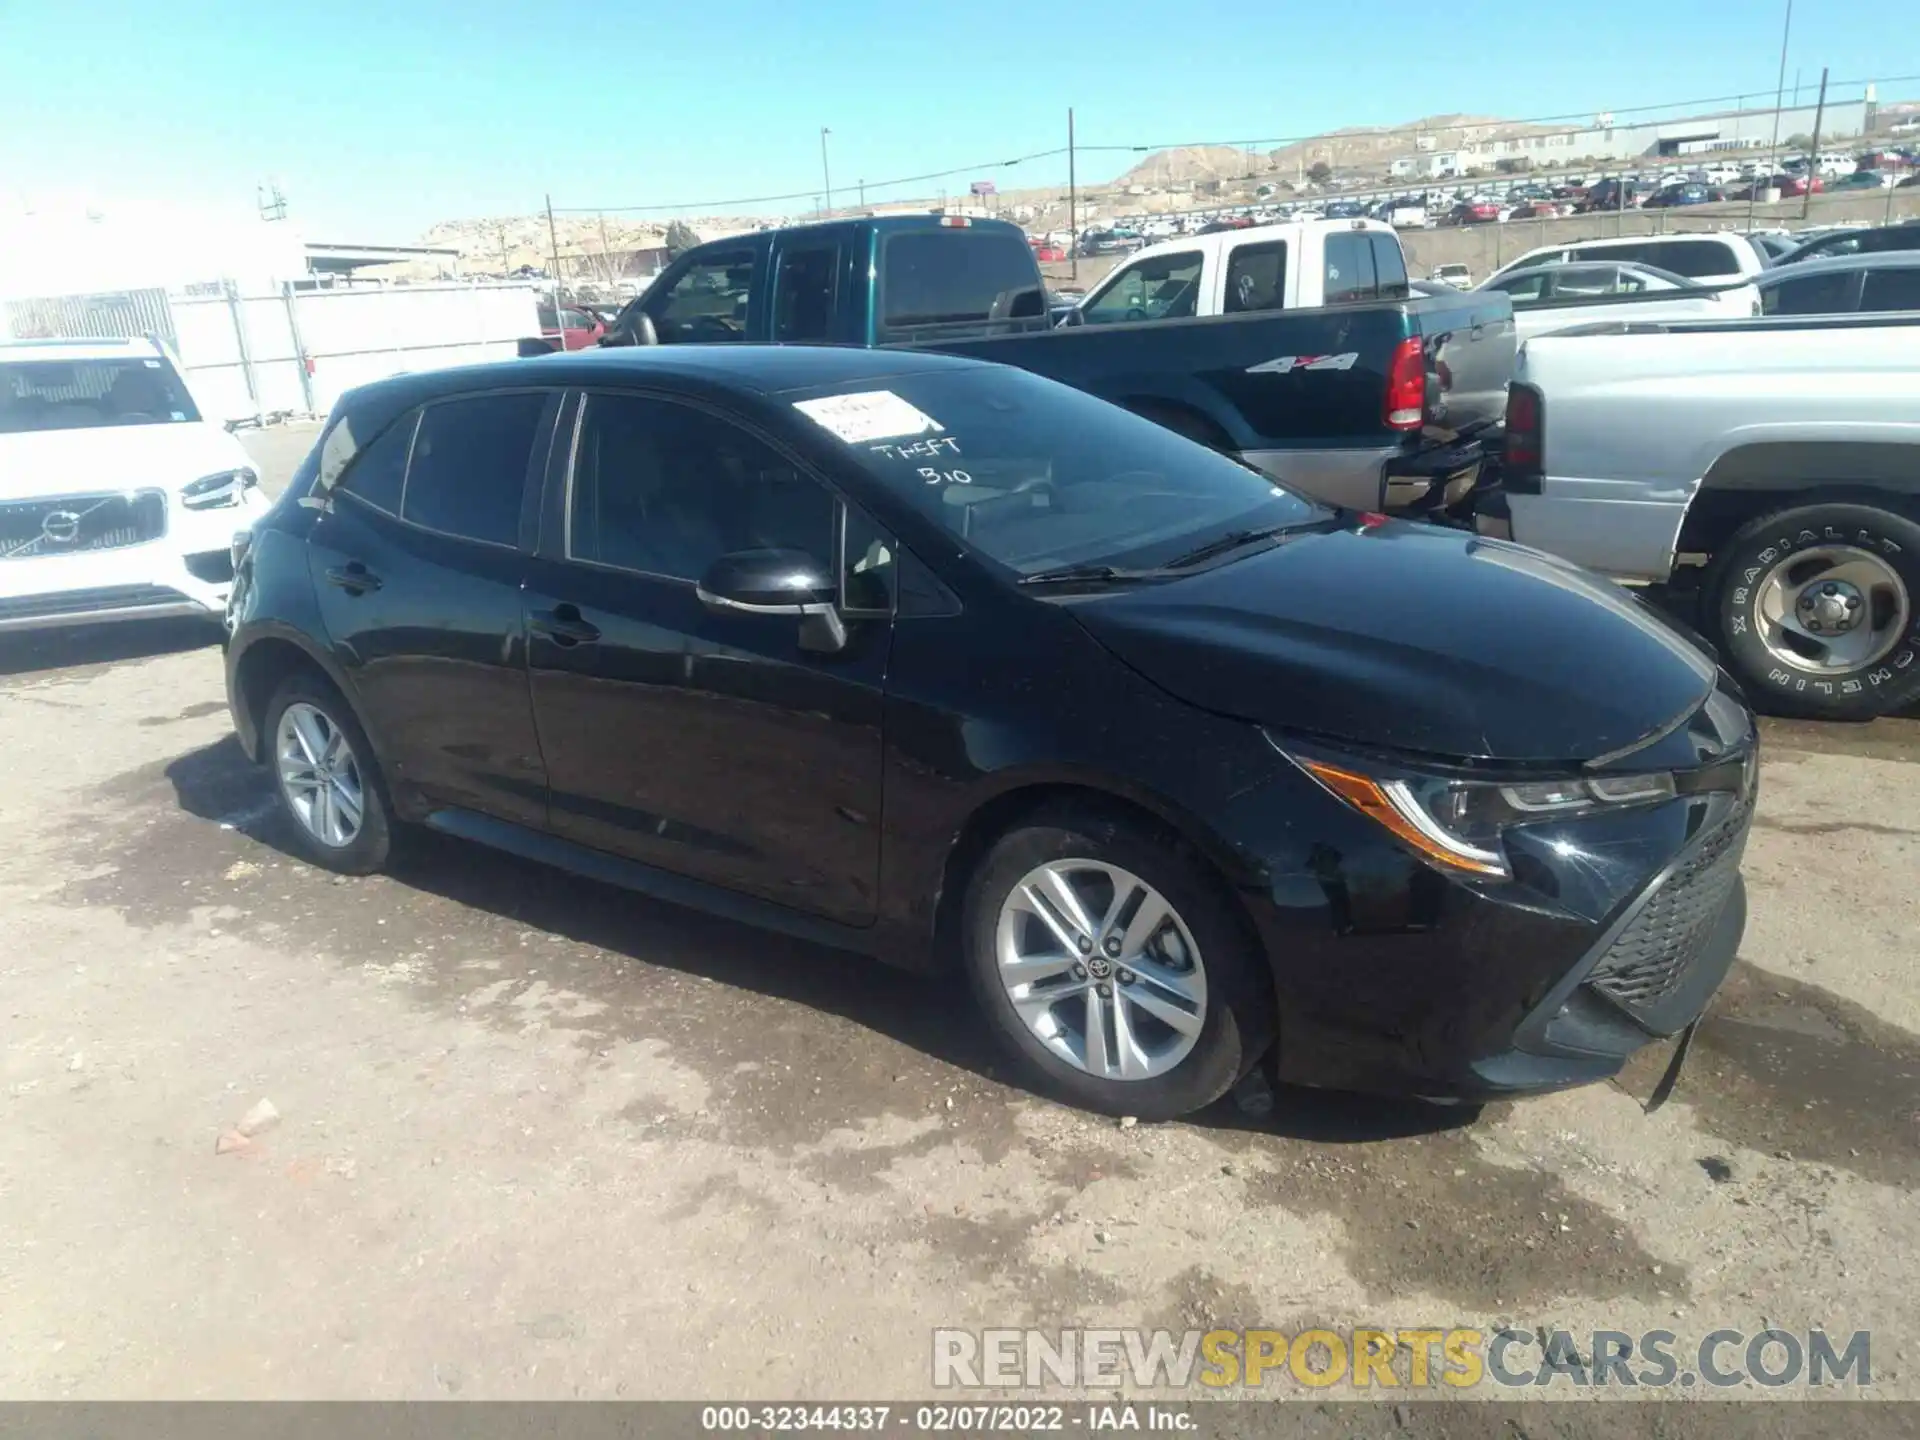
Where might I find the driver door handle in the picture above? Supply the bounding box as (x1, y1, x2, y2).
(529, 604, 601, 647)
(325, 562, 382, 594)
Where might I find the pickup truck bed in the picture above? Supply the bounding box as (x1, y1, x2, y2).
(922, 286, 1513, 514)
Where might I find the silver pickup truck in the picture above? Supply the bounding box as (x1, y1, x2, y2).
(1477, 312, 1920, 720)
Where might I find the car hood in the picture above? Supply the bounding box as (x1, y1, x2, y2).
(1066, 521, 1719, 765)
(0, 422, 252, 502)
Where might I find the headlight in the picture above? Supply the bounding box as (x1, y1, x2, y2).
(1283, 749, 1676, 879)
(181, 468, 259, 510)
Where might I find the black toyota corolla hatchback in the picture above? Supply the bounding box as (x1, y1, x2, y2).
(226, 346, 1756, 1120)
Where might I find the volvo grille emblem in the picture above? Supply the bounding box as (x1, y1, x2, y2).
(40, 510, 83, 545)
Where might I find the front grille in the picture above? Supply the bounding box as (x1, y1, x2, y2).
(0, 584, 191, 622)
(0, 491, 168, 560)
(1586, 803, 1749, 1017)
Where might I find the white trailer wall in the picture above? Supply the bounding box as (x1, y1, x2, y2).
(6, 280, 542, 424)
(171, 281, 542, 423)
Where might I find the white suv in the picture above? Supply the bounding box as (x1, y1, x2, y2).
(1482, 231, 1772, 289)
(1, 337, 270, 633)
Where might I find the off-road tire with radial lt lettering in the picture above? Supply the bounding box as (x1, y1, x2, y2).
(1706, 501, 1920, 721)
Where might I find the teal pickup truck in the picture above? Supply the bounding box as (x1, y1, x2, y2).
(601, 215, 1513, 515)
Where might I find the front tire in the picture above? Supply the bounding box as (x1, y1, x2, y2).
(961, 806, 1272, 1120)
(264, 673, 393, 874)
(1707, 502, 1920, 720)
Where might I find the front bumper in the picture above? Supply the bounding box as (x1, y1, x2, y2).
(1233, 731, 1755, 1103)
(0, 490, 269, 634)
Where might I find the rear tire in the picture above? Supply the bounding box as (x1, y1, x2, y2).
(1706, 501, 1920, 720)
(263, 673, 394, 875)
(961, 805, 1272, 1120)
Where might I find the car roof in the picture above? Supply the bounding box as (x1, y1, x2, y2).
(1092, 217, 1390, 276)
(341, 343, 993, 412)
(0, 336, 165, 363)
(1756, 251, 1920, 283)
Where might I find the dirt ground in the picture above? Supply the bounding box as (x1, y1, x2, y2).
(1, 422, 1916, 1411)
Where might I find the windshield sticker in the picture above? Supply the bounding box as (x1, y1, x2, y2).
(1246, 352, 1360, 375)
(794, 390, 945, 445)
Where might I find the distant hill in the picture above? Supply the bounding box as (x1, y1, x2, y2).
(1113, 113, 1565, 189)
(1113, 145, 1270, 188)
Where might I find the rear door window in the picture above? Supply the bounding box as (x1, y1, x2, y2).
(334, 412, 416, 515)
(1323, 232, 1377, 304)
(1762, 272, 1862, 314)
(1574, 239, 1739, 278)
(401, 392, 548, 547)
(646, 251, 757, 342)
(1082, 252, 1203, 324)
(1370, 233, 1409, 299)
(1223, 241, 1288, 313)
(773, 243, 842, 342)
(1861, 267, 1920, 312)
(1489, 271, 1550, 302)
(880, 229, 1045, 331)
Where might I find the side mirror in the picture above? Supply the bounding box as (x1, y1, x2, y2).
(696, 547, 846, 652)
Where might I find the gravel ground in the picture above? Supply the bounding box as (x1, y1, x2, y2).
(0, 422, 1914, 1416)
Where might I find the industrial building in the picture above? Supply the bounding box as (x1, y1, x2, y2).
(1393, 93, 1876, 178)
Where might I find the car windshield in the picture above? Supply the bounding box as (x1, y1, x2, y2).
(0, 356, 201, 434)
(794, 367, 1322, 578)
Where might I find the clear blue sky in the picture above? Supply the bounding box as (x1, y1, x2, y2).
(0, 0, 1908, 238)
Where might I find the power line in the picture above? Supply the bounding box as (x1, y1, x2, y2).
(550, 73, 1918, 217)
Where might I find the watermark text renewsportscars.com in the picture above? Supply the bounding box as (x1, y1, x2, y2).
(933, 1327, 1872, 1391)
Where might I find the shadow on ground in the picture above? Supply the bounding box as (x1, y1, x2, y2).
(0, 618, 221, 681)
(60, 733, 1762, 1309)
(146, 734, 1470, 1151)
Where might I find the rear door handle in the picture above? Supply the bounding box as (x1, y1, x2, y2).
(325, 563, 382, 594)
(529, 604, 601, 647)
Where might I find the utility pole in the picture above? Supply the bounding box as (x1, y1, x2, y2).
(1766, 0, 1793, 175)
(1068, 106, 1078, 282)
(598, 211, 616, 286)
(1744, 0, 1792, 234)
(858, 178, 866, 210)
(820, 127, 834, 217)
(1803, 68, 1828, 221)
(496, 223, 510, 274)
(545, 194, 563, 298)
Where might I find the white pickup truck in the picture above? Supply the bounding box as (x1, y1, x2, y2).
(1068, 219, 1411, 322)
(1479, 313, 1920, 720)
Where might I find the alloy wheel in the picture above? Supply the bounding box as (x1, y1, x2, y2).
(1753, 544, 1910, 676)
(993, 860, 1208, 1082)
(275, 701, 366, 849)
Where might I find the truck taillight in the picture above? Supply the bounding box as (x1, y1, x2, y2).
(1504, 382, 1544, 489)
(1384, 337, 1425, 431)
